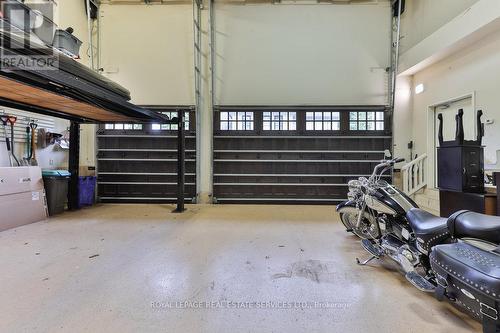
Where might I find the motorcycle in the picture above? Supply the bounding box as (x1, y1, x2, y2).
(337, 157, 500, 333)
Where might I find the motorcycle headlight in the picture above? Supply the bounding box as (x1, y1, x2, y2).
(348, 179, 361, 191)
(347, 180, 362, 200)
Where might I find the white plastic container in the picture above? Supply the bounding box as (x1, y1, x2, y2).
(52, 29, 82, 57)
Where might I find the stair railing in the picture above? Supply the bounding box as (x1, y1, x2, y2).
(401, 154, 427, 196)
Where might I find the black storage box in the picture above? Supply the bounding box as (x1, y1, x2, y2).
(430, 241, 500, 331)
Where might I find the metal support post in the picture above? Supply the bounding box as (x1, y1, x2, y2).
(68, 121, 81, 210)
(174, 114, 186, 213)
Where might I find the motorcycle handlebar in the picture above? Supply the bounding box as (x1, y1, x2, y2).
(376, 157, 405, 167)
(369, 157, 405, 180)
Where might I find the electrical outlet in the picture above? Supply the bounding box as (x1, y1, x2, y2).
(49, 159, 54, 166)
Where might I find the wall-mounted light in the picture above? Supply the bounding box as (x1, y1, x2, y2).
(415, 83, 425, 94)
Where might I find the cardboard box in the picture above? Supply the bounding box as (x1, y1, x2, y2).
(0, 167, 44, 196)
(0, 190, 48, 232)
(79, 166, 96, 177)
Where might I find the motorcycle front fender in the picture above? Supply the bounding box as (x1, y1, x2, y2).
(336, 200, 359, 215)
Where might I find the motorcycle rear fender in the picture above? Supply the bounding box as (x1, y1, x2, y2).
(460, 238, 498, 252)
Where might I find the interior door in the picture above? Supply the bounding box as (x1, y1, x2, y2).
(434, 97, 474, 187)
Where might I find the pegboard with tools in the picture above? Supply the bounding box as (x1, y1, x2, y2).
(0, 109, 57, 167)
(0, 109, 56, 144)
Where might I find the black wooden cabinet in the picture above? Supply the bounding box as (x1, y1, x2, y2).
(439, 190, 496, 217)
(437, 145, 484, 193)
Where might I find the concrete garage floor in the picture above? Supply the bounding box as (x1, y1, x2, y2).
(0, 204, 481, 333)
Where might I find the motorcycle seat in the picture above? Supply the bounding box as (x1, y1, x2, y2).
(407, 208, 449, 254)
(448, 210, 500, 244)
(407, 208, 448, 234)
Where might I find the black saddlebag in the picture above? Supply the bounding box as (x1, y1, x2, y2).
(430, 241, 500, 332)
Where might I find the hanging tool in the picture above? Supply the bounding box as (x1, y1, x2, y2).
(1, 116, 14, 166)
(22, 123, 31, 166)
(7, 116, 20, 166)
(29, 121, 38, 166)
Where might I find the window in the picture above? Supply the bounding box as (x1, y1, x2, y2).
(306, 112, 340, 131)
(220, 112, 254, 131)
(104, 123, 142, 130)
(151, 111, 190, 131)
(349, 111, 384, 131)
(263, 112, 296, 131)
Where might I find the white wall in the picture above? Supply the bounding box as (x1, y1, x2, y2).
(54, 0, 91, 67)
(99, 4, 194, 105)
(394, 0, 500, 189)
(400, 0, 480, 53)
(398, 0, 500, 75)
(99, 3, 391, 106)
(393, 75, 413, 162)
(409, 28, 500, 187)
(215, 4, 391, 105)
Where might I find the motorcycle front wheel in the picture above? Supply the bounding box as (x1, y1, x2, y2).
(340, 211, 380, 240)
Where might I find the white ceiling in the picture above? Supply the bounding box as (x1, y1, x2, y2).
(102, 0, 383, 5)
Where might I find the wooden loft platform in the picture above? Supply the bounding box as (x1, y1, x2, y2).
(0, 69, 171, 124)
(0, 75, 134, 122)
